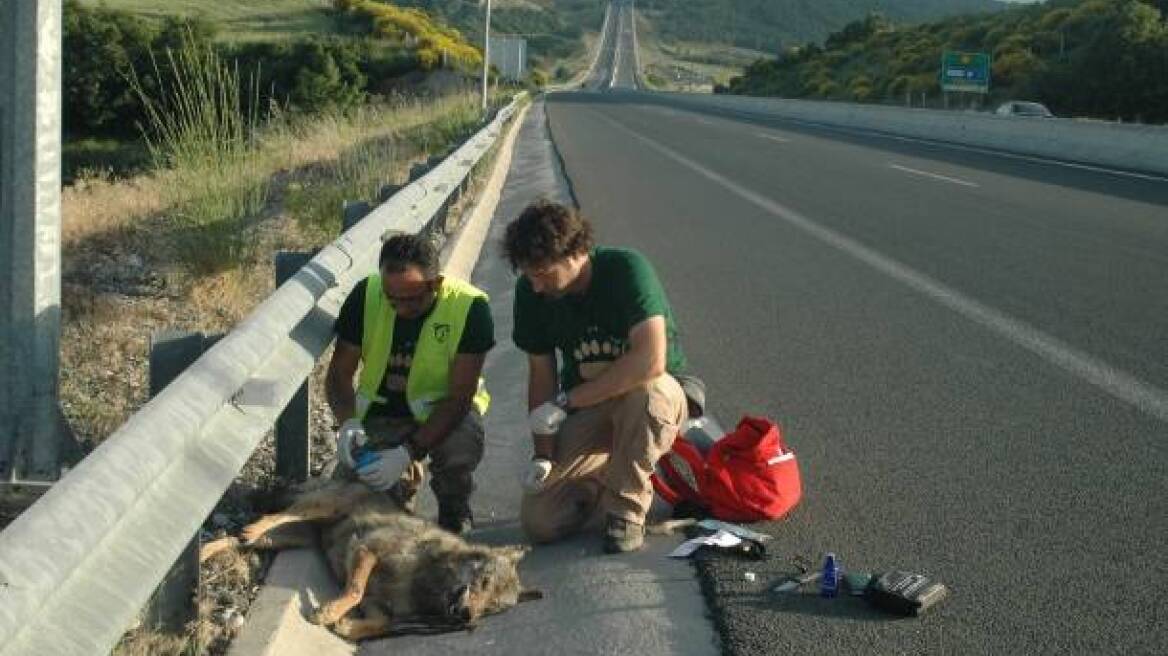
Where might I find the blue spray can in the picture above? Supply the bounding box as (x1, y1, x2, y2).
(820, 552, 841, 598)
(353, 447, 378, 471)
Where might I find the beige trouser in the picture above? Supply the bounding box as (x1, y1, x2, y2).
(520, 374, 687, 543)
(332, 411, 485, 507)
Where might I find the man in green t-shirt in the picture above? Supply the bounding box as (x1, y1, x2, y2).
(326, 234, 495, 534)
(504, 200, 689, 553)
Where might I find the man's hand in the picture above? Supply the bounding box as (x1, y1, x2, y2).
(528, 402, 566, 435)
(355, 447, 410, 491)
(521, 457, 553, 494)
(528, 392, 568, 435)
(336, 418, 367, 468)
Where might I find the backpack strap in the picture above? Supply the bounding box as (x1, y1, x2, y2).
(651, 435, 707, 507)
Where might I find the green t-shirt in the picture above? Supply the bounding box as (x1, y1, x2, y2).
(513, 247, 686, 391)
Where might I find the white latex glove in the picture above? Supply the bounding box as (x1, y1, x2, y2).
(528, 402, 567, 436)
(355, 447, 411, 491)
(336, 418, 367, 469)
(521, 458, 553, 494)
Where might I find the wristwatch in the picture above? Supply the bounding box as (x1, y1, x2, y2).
(553, 390, 570, 410)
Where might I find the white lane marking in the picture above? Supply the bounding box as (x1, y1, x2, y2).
(757, 133, 790, 143)
(890, 163, 979, 187)
(730, 110, 1168, 183)
(593, 110, 1168, 425)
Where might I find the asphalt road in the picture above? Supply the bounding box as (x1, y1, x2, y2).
(582, 1, 637, 91)
(544, 90, 1168, 654)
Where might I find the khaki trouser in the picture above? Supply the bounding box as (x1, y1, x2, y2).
(520, 374, 687, 543)
(332, 411, 485, 508)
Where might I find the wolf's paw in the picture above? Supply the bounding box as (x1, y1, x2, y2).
(330, 617, 355, 639)
(198, 537, 239, 563)
(308, 608, 330, 626)
(239, 522, 267, 545)
(312, 600, 347, 627)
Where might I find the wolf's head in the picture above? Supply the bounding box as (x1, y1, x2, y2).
(444, 545, 539, 623)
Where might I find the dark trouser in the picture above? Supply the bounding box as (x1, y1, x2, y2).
(332, 411, 485, 515)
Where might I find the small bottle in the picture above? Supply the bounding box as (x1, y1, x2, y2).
(353, 447, 378, 470)
(820, 552, 840, 598)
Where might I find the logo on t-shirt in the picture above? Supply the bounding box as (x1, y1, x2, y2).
(572, 326, 628, 381)
(433, 323, 451, 343)
(386, 344, 414, 392)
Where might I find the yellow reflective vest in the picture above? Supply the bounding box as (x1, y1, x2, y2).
(356, 274, 490, 422)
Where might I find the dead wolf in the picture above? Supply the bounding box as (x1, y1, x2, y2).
(200, 480, 541, 641)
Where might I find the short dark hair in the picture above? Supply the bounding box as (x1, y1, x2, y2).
(379, 233, 439, 279)
(502, 200, 594, 270)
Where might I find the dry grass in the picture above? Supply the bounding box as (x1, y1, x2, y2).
(114, 598, 218, 656)
(58, 95, 483, 447)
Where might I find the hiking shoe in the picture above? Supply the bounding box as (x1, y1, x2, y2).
(438, 500, 474, 535)
(603, 515, 645, 554)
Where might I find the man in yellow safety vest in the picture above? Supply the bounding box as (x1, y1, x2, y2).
(325, 234, 493, 534)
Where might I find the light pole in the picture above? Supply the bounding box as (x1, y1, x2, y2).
(481, 0, 491, 114)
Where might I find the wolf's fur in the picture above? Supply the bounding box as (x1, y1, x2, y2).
(200, 480, 539, 642)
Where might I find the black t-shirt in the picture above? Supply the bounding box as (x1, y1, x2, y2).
(335, 281, 495, 417)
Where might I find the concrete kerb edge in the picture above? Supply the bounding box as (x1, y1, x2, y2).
(225, 100, 532, 656)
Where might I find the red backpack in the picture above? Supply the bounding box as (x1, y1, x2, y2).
(652, 416, 802, 522)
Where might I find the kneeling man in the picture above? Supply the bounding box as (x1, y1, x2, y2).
(504, 201, 689, 553)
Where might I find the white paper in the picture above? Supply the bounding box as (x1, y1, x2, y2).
(667, 530, 742, 558)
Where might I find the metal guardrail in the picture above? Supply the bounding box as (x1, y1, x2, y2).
(0, 96, 522, 656)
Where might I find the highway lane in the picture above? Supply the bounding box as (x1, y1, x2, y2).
(610, 3, 639, 90)
(544, 91, 1168, 654)
(583, 1, 639, 91)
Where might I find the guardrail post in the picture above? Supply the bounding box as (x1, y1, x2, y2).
(378, 182, 401, 203)
(408, 160, 432, 182)
(341, 196, 371, 232)
(145, 330, 214, 632)
(273, 252, 313, 483)
(342, 199, 371, 233)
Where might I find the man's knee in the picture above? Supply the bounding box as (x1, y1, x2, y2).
(612, 375, 687, 431)
(428, 412, 485, 472)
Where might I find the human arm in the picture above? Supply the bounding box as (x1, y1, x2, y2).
(410, 352, 487, 452)
(526, 352, 560, 460)
(326, 340, 362, 425)
(563, 315, 667, 409)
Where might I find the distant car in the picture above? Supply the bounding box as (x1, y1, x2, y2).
(994, 101, 1055, 118)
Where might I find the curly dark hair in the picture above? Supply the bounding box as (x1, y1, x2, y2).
(502, 200, 595, 270)
(379, 233, 440, 278)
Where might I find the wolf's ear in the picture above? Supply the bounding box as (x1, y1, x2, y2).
(496, 545, 531, 563)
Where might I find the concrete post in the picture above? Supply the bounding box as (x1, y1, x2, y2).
(0, 0, 64, 483)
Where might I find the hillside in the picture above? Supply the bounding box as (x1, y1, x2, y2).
(77, 0, 356, 42)
(637, 0, 1007, 52)
(725, 0, 1168, 123)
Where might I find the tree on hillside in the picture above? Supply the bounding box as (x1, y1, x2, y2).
(291, 38, 368, 113)
(727, 0, 1168, 123)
